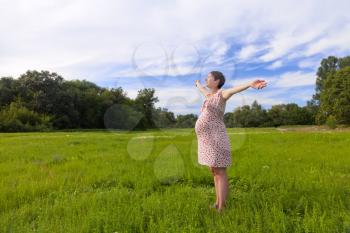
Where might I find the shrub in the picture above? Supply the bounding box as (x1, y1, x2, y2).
(325, 115, 337, 129)
(0, 101, 53, 132)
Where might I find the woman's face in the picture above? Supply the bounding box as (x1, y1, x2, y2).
(205, 73, 219, 89)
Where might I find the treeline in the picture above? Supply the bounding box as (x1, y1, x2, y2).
(0, 70, 176, 131)
(224, 100, 317, 127)
(224, 55, 350, 127)
(0, 55, 349, 132)
(312, 56, 350, 125)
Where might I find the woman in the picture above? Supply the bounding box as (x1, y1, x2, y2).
(194, 71, 267, 213)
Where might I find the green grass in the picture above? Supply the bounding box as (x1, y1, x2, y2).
(0, 128, 350, 233)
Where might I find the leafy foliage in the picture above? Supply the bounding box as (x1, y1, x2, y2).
(0, 100, 52, 132)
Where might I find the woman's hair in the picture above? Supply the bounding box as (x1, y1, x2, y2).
(210, 71, 225, 89)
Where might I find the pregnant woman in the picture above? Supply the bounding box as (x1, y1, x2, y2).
(194, 71, 267, 212)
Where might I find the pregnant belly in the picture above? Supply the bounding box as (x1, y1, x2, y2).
(195, 118, 209, 135)
(195, 114, 226, 135)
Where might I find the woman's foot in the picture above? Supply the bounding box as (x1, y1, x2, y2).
(209, 203, 218, 209)
(216, 203, 227, 213)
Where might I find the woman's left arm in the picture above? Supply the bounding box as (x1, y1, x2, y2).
(222, 79, 267, 101)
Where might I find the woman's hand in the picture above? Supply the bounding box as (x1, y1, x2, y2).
(195, 80, 201, 87)
(250, 80, 267, 89)
(195, 80, 211, 97)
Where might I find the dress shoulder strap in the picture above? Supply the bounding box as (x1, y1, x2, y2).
(217, 89, 223, 97)
(216, 89, 225, 103)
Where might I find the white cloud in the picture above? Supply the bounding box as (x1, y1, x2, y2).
(155, 85, 289, 115)
(235, 45, 265, 62)
(266, 60, 283, 70)
(303, 23, 350, 57)
(227, 75, 278, 88)
(226, 91, 286, 108)
(1, 0, 349, 115)
(258, 29, 321, 62)
(0, 0, 238, 78)
(1, 0, 349, 80)
(275, 71, 316, 88)
(297, 58, 321, 70)
(118, 83, 204, 116)
(117, 74, 315, 115)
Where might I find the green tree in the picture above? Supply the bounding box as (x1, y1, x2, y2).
(16, 70, 77, 128)
(313, 56, 338, 106)
(249, 100, 269, 127)
(223, 112, 235, 127)
(267, 104, 284, 126)
(175, 114, 197, 128)
(326, 115, 337, 129)
(134, 88, 159, 129)
(312, 55, 350, 106)
(0, 77, 18, 107)
(231, 105, 250, 127)
(152, 107, 176, 128)
(0, 99, 52, 132)
(304, 99, 318, 125)
(317, 66, 350, 124)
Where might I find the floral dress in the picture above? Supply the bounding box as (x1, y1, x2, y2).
(194, 89, 232, 167)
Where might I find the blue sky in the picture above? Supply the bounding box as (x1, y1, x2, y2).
(1, 0, 350, 116)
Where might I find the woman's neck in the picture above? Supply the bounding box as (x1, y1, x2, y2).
(210, 88, 219, 94)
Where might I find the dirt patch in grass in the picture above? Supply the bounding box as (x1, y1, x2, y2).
(276, 125, 350, 132)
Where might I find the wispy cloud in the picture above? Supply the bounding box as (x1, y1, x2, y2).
(1, 0, 349, 115)
(266, 60, 283, 70)
(274, 71, 317, 88)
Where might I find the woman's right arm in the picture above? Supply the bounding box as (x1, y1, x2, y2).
(222, 79, 267, 101)
(195, 80, 211, 98)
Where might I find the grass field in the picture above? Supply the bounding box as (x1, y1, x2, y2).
(1, 127, 350, 233)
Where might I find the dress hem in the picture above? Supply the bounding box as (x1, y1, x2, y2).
(198, 161, 232, 168)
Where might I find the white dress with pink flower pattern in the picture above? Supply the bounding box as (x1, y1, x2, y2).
(195, 89, 232, 167)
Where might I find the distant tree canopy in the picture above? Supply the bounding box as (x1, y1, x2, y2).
(316, 66, 350, 124)
(0, 54, 349, 132)
(312, 56, 350, 106)
(0, 100, 52, 132)
(312, 56, 350, 124)
(224, 101, 315, 128)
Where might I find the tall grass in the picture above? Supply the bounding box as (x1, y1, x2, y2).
(0, 128, 349, 232)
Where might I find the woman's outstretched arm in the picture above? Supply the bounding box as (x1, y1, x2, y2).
(195, 80, 211, 97)
(222, 79, 267, 101)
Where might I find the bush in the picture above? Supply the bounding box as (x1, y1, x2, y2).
(326, 115, 337, 129)
(0, 101, 53, 132)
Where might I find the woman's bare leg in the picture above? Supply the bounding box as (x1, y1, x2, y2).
(214, 175, 219, 206)
(210, 167, 219, 207)
(216, 167, 229, 210)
